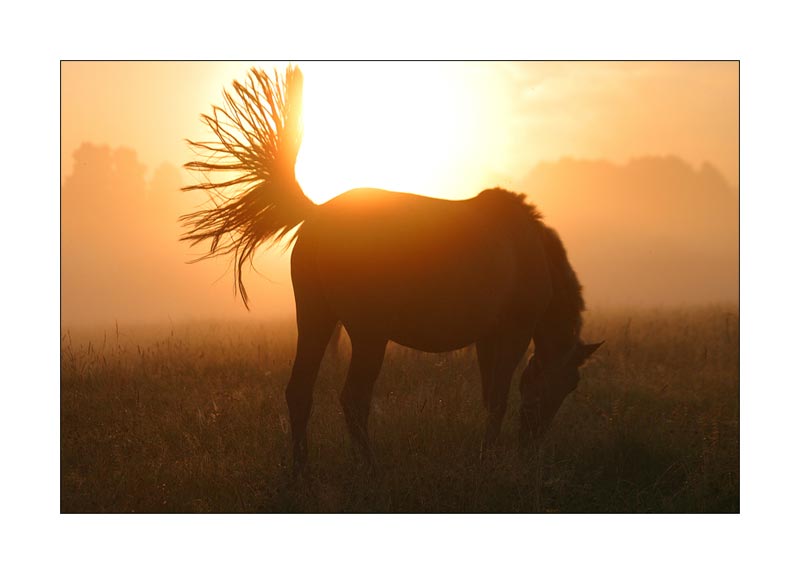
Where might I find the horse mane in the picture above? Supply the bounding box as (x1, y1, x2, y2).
(537, 223, 585, 343)
(477, 187, 585, 346)
(477, 187, 543, 221)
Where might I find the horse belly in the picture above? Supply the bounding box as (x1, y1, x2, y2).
(319, 236, 518, 352)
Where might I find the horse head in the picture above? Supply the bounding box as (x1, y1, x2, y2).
(518, 340, 603, 444)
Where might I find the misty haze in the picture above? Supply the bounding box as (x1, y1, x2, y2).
(61, 146, 737, 325)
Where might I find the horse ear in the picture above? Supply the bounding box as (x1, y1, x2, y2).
(576, 341, 604, 365)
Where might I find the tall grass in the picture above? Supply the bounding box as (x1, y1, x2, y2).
(61, 306, 738, 512)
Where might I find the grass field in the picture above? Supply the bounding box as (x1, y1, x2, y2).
(60, 306, 739, 513)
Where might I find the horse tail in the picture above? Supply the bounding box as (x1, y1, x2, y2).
(180, 65, 313, 308)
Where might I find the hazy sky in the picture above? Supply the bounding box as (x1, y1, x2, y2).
(62, 62, 739, 203)
(60, 62, 739, 324)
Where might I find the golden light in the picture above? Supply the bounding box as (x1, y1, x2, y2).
(294, 63, 506, 204)
(202, 62, 517, 205)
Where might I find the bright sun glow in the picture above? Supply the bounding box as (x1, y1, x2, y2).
(207, 62, 515, 205)
(294, 63, 502, 204)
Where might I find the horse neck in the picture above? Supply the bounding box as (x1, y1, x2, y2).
(533, 223, 585, 361)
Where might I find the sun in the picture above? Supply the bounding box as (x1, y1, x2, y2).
(294, 62, 499, 204)
(206, 62, 514, 205)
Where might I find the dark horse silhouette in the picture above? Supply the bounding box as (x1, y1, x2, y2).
(181, 66, 603, 472)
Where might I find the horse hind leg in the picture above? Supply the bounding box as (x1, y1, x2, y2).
(285, 299, 337, 476)
(340, 336, 387, 466)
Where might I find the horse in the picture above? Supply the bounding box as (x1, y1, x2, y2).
(180, 66, 603, 473)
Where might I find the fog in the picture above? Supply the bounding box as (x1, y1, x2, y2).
(61, 144, 737, 326)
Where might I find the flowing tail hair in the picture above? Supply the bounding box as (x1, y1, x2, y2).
(180, 65, 314, 308)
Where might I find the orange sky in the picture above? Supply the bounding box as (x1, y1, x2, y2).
(62, 62, 739, 200)
(61, 62, 739, 325)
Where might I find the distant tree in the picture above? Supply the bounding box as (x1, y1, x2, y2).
(62, 143, 149, 237)
(515, 156, 739, 305)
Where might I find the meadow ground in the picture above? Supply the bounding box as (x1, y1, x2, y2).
(61, 306, 739, 513)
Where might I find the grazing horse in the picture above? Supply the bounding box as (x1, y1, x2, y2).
(286, 187, 602, 468)
(181, 66, 603, 473)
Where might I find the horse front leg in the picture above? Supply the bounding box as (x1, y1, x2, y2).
(477, 330, 531, 454)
